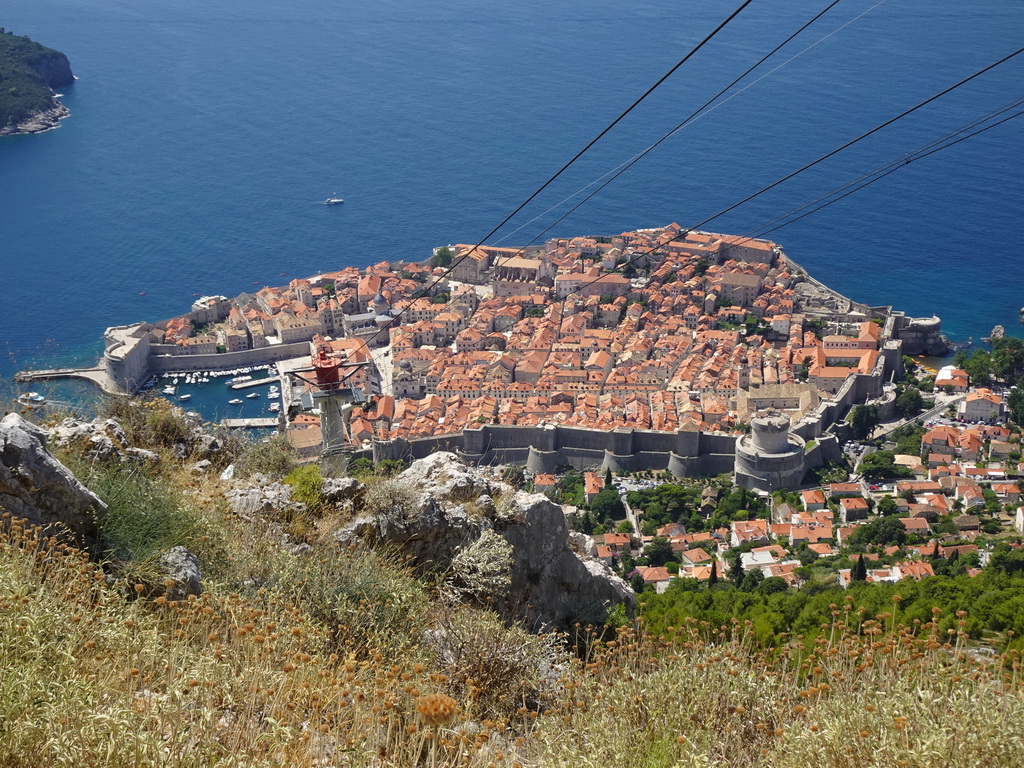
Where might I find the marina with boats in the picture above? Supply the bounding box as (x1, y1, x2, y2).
(140, 363, 287, 425)
(12, 355, 299, 432)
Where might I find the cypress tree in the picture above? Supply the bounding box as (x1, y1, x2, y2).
(729, 554, 744, 583)
(852, 554, 868, 581)
(709, 560, 718, 586)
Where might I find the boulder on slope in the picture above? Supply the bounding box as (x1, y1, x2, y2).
(335, 452, 634, 631)
(0, 413, 105, 547)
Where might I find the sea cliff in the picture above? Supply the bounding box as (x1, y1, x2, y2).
(0, 27, 74, 136)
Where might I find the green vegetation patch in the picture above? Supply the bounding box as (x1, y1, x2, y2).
(0, 29, 72, 129)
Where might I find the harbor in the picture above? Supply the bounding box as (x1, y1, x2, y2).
(10, 359, 292, 430)
(150, 364, 286, 426)
(13, 364, 122, 395)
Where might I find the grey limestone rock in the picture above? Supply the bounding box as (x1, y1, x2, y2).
(336, 492, 480, 567)
(0, 413, 105, 547)
(49, 418, 163, 465)
(397, 451, 500, 503)
(568, 530, 596, 558)
(335, 452, 634, 631)
(224, 481, 305, 518)
(49, 418, 129, 462)
(157, 546, 202, 600)
(193, 433, 222, 459)
(125, 447, 161, 464)
(321, 476, 365, 505)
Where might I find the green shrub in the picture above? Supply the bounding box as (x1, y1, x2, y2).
(234, 433, 296, 479)
(283, 464, 324, 511)
(277, 543, 430, 656)
(64, 459, 226, 580)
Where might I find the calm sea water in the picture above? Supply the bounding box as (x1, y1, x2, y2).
(2, 0, 1022, 417)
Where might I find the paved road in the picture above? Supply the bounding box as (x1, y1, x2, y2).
(869, 394, 964, 440)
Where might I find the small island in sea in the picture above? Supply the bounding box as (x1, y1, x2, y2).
(0, 27, 74, 136)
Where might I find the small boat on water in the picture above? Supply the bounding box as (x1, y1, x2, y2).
(228, 398, 243, 405)
(324, 196, 344, 205)
(269, 403, 281, 412)
(18, 392, 46, 408)
(178, 393, 192, 402)
(246, 392, 260, 399)
(162, 386, 176, 395)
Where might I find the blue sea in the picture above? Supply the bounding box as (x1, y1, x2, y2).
(2, 0, 1022, 419)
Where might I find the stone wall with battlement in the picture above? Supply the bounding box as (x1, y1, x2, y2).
(369, 423, 737, 478)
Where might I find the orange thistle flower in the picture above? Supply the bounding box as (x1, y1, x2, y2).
(417, 693, 458, 727)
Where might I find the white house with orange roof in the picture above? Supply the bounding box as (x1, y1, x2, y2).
(731, 519, 770, 548)
(935, 366, 969, 392)
(583, 472, 605, 504)
(959, 389, 1004, 424)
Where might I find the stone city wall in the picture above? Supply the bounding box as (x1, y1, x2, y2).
(146, 342, 312, 374)
(370, 423, 738, 480)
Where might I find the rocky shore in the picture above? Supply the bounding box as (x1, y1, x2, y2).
(0, 101, 70, 137)
(0, 29, 75, 137)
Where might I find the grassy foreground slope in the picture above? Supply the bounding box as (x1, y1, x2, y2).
(1, 400, 1023, 766)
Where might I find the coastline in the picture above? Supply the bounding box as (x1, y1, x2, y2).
(0, 101, 69, 137)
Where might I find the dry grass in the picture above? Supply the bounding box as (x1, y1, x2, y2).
(6, 422, 1024, 766)
(525, 609, 1024, 767)
(2, 510, 1023, 767)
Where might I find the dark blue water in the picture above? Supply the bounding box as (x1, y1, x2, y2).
(3, 0, 1023, 416)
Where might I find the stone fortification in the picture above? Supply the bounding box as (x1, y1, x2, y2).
(734, 413, 806, 492)
(888, 313, 947, 356)
(103, 320, 312, 393)
(370, 423, 738, 478)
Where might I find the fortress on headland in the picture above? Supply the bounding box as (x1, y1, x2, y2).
(43, 223, 948, 492)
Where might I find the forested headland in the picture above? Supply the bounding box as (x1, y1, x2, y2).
(0, 27, 73, 134)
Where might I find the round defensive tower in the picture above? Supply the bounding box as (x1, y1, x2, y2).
(734, 412, 806, 492)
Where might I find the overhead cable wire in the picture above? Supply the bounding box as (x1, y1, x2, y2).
(746, 106, 1024, 239)
(563, 45, 1024, 299)
(683, 45, 1024, 234)
(365, 0, 759, 343)
(737, 94, 1024, 238)
(493, 0, 880, 250)
(398, 0, 857, 333)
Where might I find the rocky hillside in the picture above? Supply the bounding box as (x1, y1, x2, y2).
(0, 27, 74, 135)
(1, 404, 1023, 766)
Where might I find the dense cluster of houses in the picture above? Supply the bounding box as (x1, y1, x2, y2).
(580, 413, 1022, 593)
(152, 223, 901, 448)
(306, 225, 890, 445)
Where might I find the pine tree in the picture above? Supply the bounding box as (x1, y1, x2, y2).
(709, 560, 718, 586)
